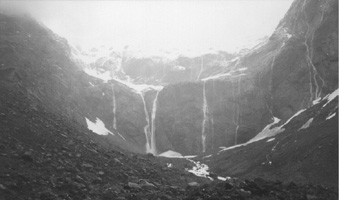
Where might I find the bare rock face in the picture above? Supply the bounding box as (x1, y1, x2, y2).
(150, 0, 338, 155)
(0, 13, 149, 153)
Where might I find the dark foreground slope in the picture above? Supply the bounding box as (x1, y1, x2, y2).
(202, 93, 338, 188)
(0, 83, 337, 199)
(0, 83, 205, 200)
(0, 12, 157, 153)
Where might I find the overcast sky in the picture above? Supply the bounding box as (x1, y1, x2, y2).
(1, 0, 293, 55)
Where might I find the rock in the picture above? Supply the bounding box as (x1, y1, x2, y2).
(158, 194, 173, 200)
(238, 188, 251, 197)
(187, 182, 199, 187)
(224, 182, 233, 190)
(127, 182, 141, 189)
(81, 163, 93, 168)
(0, 184, 6, 190)
(139, 180, 155, 188)
(208, 172, 218, 180)
(306, 194, 318, 200)
(114, 158, 122, 164)
(98, 171, 105, 175)
(21, 151, 34, 162)
(39, 190, 57, 200)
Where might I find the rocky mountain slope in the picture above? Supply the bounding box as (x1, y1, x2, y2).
(1, 0, 337, 155)
(203, 89, 338, 187)
(0, 79, 337, 199)
(0, 78, 337, 199)
(69, 0, 338, 156)
(147, 0, 338, 155)
(0, 0, 338, 199)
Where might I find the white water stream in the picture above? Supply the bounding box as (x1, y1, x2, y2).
(139, 87, 163, 155)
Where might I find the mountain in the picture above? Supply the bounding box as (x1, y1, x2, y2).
(146, 0, 338, 155)
(0, 0, 338, 199)
(72, 45, 236, 85)
(204, 89, 338, 187)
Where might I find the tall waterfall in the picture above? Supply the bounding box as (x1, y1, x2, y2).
(139, 87, 163, 155)
(112, 85, 117, 130)
(201, 80, 208, 152)
(111, 85, 126, 141)
(139, 92, 152, 153)
(150, 89, 162, 155)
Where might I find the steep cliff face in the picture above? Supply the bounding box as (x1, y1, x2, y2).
(267, 0, 338, 118)
(149, 0, 338, 155)
(0, 13, 151, 153)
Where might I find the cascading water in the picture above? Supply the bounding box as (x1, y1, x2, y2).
(139, 92, 152, 153)
(112, 85, 117, 130)
(140, 87, 163, 155)
(231, 76, 241, 145)
(302, 0, 326, 103)
(197, 57, 204, 80)
(150, 89, 162, 155)
(111, 85, 126, 141)
(201, 80, 208, 152)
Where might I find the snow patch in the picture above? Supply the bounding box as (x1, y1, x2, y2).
(266, 138, 276, 142)
(282, 109, 306, 126)
(114, 78, 163, 93)
(158, 150, 196, 159)
(326, 112, 336, 120)
(202, 72, 232, 81)
(219, 109, 306, 153)
(203, 154, 212, 159)
(186, 159, 211, 180)
(248, 117, 284, 143)
(298, 118, 313, 131)
(85, 117, 113, 135)
(218, 143, 249, 153)
(322, 89, 338, 108)
(84, 68, 111, 83)
(172, 65, 186, 71)
(217, 176, 231, 181)
(312, 97, 321, 105)
(238, 67, 247, 71)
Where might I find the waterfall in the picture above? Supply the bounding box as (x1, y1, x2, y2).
(150, 89, 162, 155)
(235, 76, 241, 145)
(111, 85, 126, 141)
(139, 92, 152, 153)
(231, 76, 241, 145)
(197, 57, 204, 81)
(140, 88, 163, 155)
(301, 0, 326, 102)
(201, 80, 208, 152)
(112, 85, 117, 130)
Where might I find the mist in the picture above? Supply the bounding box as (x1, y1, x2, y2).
(0, 0, 293, 56)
